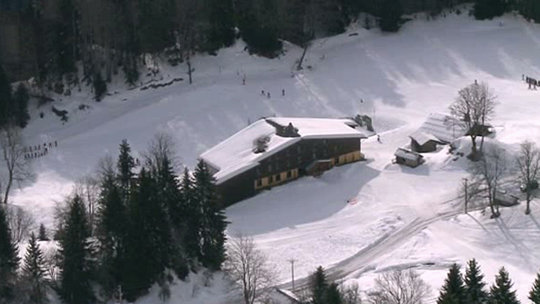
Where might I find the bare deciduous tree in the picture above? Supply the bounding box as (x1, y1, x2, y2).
(144, 131, 179, 171)
(73, 176, 100, 235)
(471, 146, 507, 218)
(342, 282, 362, 304)
(224, 235, 275, 304)
(449, 82, 497, 160)
(43, 246, 60, 289)
(0, 125, 33, 204)
(516, 140, 540, 215)
(6, 205, 36, 243)
(369, 269, 430, 304)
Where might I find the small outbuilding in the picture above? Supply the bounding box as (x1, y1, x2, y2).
(494, 192, 519, 207)
(409, 131, 443, 153)
(394, 148, 424, 168)
(466, 123, 494, 137)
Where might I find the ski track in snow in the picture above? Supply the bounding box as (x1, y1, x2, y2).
(278, 197, 482, 291)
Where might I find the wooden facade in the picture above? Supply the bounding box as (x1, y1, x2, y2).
(216, 137, 364, 206)
(410, 139, 438, 153)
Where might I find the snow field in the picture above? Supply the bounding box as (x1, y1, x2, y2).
(8, 7, 540, 303)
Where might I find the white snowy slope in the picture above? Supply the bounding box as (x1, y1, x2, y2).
(9, 8, 540, 303)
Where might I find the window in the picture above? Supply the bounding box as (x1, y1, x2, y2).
(256, 168, 260, 176)
(256, 179, 262, 187)
(269, 175, 273, 183)
(276, 174, 281, 182)
(268, 164, 272, 172)
(287, 171, 292, 179)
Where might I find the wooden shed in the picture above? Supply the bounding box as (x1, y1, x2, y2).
(394, 148, 424, 168)
(409, 131, 443, 153)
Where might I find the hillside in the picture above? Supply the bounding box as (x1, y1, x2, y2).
(8, 9, 540, 303)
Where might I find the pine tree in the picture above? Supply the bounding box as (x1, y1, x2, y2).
(194, 161, 227, 271)
(529, 272, 540, 304)
(58, 195, 94, 304)
(488, 267, 520, 304)
(153, 156, 188, 279)
(123, 169, 170, 301)
(96, 171, 127, 299)
(310, 266, 328, 304)
(146, 157, 176, 275)
(13, 83, 30, 128)
(474, 0, 508, 20)
(180, 168, 199, 262)
(0, 65, 13, 127)
(117, 139, 135, 201)
(378, 0, 404, 32)
(20, 233, 48, 304)
(137, 0, 175, 53)
(207, 0, 236, 51)
(38, 224, 48, 241)
(93, 72, 107, 102)
(236, 0, 282, 57)
(464, 259, 488, 304)
(55, 0, 79, 75)
(437, 263, 466, 304)
(313, 0, 347, 36)
(0, 205, 19, 302)
(325, 282, 343, 304)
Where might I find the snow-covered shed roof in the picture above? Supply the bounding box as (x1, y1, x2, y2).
(199, 117, 367, 184)
(416, 113, 465, 143)
(394, 148, 423, 162)
(409, 130, 441, 146)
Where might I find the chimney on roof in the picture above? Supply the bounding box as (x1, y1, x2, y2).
(282, 122, 299, 137)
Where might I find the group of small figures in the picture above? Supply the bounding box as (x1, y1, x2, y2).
(23, 141, 58, 160)
(523, 74, 539, 90)
(260, 89, 285, 99)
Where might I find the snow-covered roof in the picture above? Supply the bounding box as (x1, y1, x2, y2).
(416, 113, 465, 143)
(199, 117, 367, 184)
(409, 130, 441, 146)
(394, 148, 423, 162)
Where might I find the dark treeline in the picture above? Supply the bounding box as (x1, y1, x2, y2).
(1, 0, 477, 86)
(2, 0, 539, 130)
(2, 0, 539, 88)
(307, 260, 540, 304)
(0, 136, 228, 304)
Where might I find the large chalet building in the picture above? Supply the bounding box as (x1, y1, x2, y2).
(199, 117, 367, 206)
